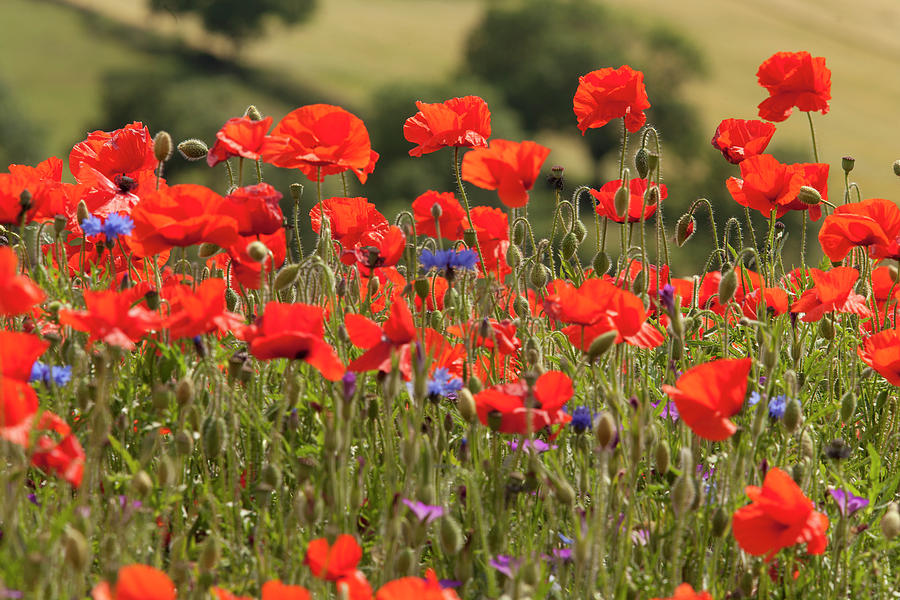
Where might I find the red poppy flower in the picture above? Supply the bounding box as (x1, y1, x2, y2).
(742, 286, 789, 320)
(859, 328, 900, 386)
(216, 229, 287, 291)
(781, 162, 828, 221)
(305, 534, 363, 581)
(0, 246, 45, 316)
(129, 184, 242, 257)
(212, 588, 254, 600)
(2, 157, 68, 224)
(461, 139, 550, 208)
(260, 581, 313, 600)
(817, 198, 900, 262)
(470, 206, 511, 279)
(790, 267, 870, 322)
(29, 411, 85, 488)
(262, 104, 376, 183)
(732, 467, 829, 559)
(344, 224, 406, 276)
(70, 122, 157, 182)
(162, 278, 244, 340)
(91, 564, 176, 600)
(726, 154, 804, 218)
(661, 358, 752, 441)
(356, 267, 406, 314)
(242, 302, 344, 381)
(573, 66, 651, 134)
(403, 96, 491, 157)
(591, 179, 666, 223)
(412, 190, 466, 240)
(871, 266, 900, 313)
(0, 330, 49, 382)
(650, 583, 713, 600)
(223, 183, 284, 236)
(448, 318, 520, 356)
(0, 378, 39, 447)
(376, 570, 460, 600)
(207, 116, 274, 167)
(474, 370, 573, 434)
(757, 51, 831, 122)
(711, 118, 776, 164)
(310, 197, 389, 249)
(345, 300, 417, 375)
(59, 288, 162, 349)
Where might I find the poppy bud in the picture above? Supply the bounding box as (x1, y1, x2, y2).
(818, 317, 835, 340)
(197, 243, 220, 259)
(513, 296, 530, 319)
(711, 506, 730, 537)
(588, 330, 618, 361)
(260, 463, 282, 492)
(153, 131, 173, 163)
(592, 251, 610, 275)
(882, 503, 900, 540)
(631, 270, 646, 295)
(800, 431, 815, 461)
(467, 375, 483, 393)
(654, 440, 670, 474)
(176, 377, 194, 407)
(614, 184, 630, 219)
(507, 244, 523, 268)
(783, 398, 803, 433)
(840, 391, 857, 422)
(64, 527, 90, 571)
(76, 200, 90, 227)
(244, 105, 263, 121)
(440, 515, 463, 554)
(645, 185, 660, 206)
(797, 185, 822, 206)
(675, 214, 696, 247)
(177, 138, 209, 161)
(157, 455, 175, 488)
(225, 286, 240, 312)
(530, 263, 549, 288)
(561, 232, 578, 260)
(521, 561, 541, 587)
(131, 470, 153, 497)
(634, 147, 650, 179)
(463, 228, 477, 248)
(550, 473, 576, 505)
(718, 268, 737, 304)
(202, 416, 226, 458)
(841, 156, 855, 173)
(174, 430, 193, 456)
(595, 411, 616, 449)
(274, 264, 301, 291)
(671, 473, 695, 515)
(199, 537, 220, 573)
(454, 388, 477, 424)
(893, 160, 900, 177)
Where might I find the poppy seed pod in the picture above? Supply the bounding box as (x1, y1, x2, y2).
(841, 155, 855, 173)
(718, 268, 738, 304)
(797, 185, 822, 205)
(177, 138, 209, 161)
(463, 228, 477, 248)
(881, 503, 900, 540)
(247, 240, 269, 263)
(893, 160, 900, 177)
(675, 214, 696, 247)
(153, 131, 173, 163)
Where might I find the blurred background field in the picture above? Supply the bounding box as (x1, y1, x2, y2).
(1, 0, 898, 272)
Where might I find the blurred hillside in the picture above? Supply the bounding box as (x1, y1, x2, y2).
(1, 0, 898, 272)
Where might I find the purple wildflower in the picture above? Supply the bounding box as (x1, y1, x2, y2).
(402, 498, 444, 524)
(828, 488, 869, 517)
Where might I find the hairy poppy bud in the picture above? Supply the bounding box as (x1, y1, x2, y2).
(592, 251, 610, 275)
(675, 214, 696, 247)
(157, 455, 175, 488)
(506, 244, 523, 268)
(76, 200, 90, 227)
(595, 411, 616, 449)
(550, 473, 576, 505)
(671, 473, 695, 515)
(800, 431, 815, 461)
(202, 416, 226, 458)
(818, 317, 835, 340)
(797, 185, 821, 205)
(614, 184, 630, 219)
(64, 527, 90, 571)
(783, 398, 803, 433)
(429, 201, 443, 220)
(131, 470, 153, 497)
(573, 219, 588, 243)
(561, 232, 578, 260)
(153, 131, 173, 163)
(247, 240, 269, 263)
(440, 515, 463, 554)
(645, 185, 660, 206)
(530, 263, 549, 288)
(467, 374, 483, 393)
(718, 268, 737, 304)
(260, 463, 282, 492)
(197, 242, 220, 259)
(840, 391, 857, 423)
(199, 537, 220, 573)
(225, 286, 240, 312)
(274, 264, 301, 291)
(711, 506, 730, 537)
(841, 156, 855, 173)
(634, 147, 650, 179)
(587, 330, 617, 361)
(513, 296, 530, 319)
(881, 503, 900, 540)
(177, 138, 209, 161)
(174, 430, 193, 456)
(463, 228, 477, 248)
(244, 105, 263, 121)
(631, 269, 646, 295)
(893, 160, 900, 177)
(457, 388, 478, 423)
(654, 440, 670, 474)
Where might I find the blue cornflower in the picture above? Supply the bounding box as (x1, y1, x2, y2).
(427, 368, 463, 398)
(103, 213, 135, 239)
(29, 361, 72, 387)
(748, 391, 763, 406)
(420, 248, 478, 273)
(768, 394, 787, 419)
(80, 215, 103, 236)
(570, 405, 592, 434)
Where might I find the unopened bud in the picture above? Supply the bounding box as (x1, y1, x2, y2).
(711, 506, 730, 537)
(654, 440, 670, 474)
(199, 537, 220, 572)
(174, 430, 193, 456)
(197, 243, 220, 259)
(202, 416, 226, 458)
(550, 474, 576, 505)
(561, 232, 578, 260)
(893, 160, 900, 177)
(675, 214, 696, 247)
(645, 185, 660, 206)
(840, 392, 857, 423)
(177, 138, 209, 161)
(64, 528, 90, 571)
(718, 268, 737, 304)
(131, 470, 153, 497)
(175, 377, 194, 407)
(76, 200, 90, 227)
(614, 184, 630, 219)
(587, 330, 617, 361)
(631, 270, 646, 295)
(818, 317, 835, 340)
(260, 464, 282, 492)
(457, 388, 478, 423)
(671, 473, 695, 515)
(244, 105, 263, 121)
(513, 296, 530, 319)
(440, 515, 463, 554)
(247, 240, 269, 263)
(530, 264, 549, 288)
(430, 202, 443, 219)
(506, 244, 523, 268)
(153, 131, 173, 163)
(592, 251, 610, 275)
(783, 398, 803, 433)
(881, 503, 900, 540)
(634, 148, 650, 178)
(274, 264, 301, 291)
(595, 411, 616, 449)
(225, 287, 240, 312)
(797, 185, 821, 206)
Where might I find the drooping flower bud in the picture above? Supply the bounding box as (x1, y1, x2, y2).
(840, 392, 857, 423)
(797, 185, 822, 205)
(592, 251, 610, 275)
(561, 232, 578, 260)
(247, 240, 269, 263)
(783, 398, 803, 433)
(634, 147, 650, 178)
(595, 411, 616, 449)
(587, 330, 617, 361)
(718, 268, 738, 304)
(457, 388, 478, 423)
(671, 473, 696, 516)
(675, 214, 696, 247)
(177, 138, 209, 161)
(274, 264, 301, 291)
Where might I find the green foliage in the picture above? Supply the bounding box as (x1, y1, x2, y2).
(0, 78, 44, 168)
(148, 0, 316, 49)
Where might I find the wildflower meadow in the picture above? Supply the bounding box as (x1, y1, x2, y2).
(3, 49, 900, 600)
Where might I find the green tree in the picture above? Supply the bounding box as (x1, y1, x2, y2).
(148, 0, 316, 52)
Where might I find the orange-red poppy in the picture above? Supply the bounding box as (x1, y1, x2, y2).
(345, 300, 417, 375)
(305, 534, 363, 581)
(650, 583, 713, 600)
(412, 190, 466, 240)
(260, 580, 313, 600)
(0, 246, 45, 316)
(711, 118, 776, 164)
(757, 51, 831, 122)
(474, 370, 573, 434)
(242, 302, 344, 381)
(59, 288, 161, 350)
(661, 358, 752, 441)
(732, 467, 829, 559)
(470, 205, 511, 279)
(817, 198, 900, 262)
(91, 564, 176, 600)
(789, 267, 870, 322)
(162, 278, 244, 340)
(573, 66, 650, 134)
(262, 104, 377, 183)
(461, 139, 550, 208)
(742, 286, 789, 320)
(403, 96, 491, 157)
(376, 570, 460, 600)
(222, 183, 284, 236)
(207, 116, 274, 167)
(859, 328, 900, 386)
(591, 178, 666, 224)
(725, 154, 803, 218)
(310, 197, 389, 249)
